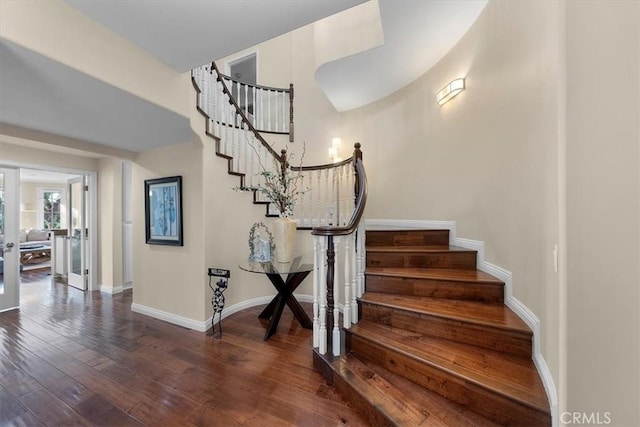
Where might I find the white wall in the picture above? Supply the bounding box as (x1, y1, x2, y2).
(98, 157, 123, 291)
(565, 1, 640, 425)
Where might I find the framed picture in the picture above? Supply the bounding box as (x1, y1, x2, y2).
(144, 176, 183, 246)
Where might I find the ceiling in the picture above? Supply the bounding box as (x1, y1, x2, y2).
(63, 0, 367, 73)
(0, 0, 486, 154)
(316, 0, 487, 111)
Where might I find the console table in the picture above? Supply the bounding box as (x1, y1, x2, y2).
(239, 257, 314, 340)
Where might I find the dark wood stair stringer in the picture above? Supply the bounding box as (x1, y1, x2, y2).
(314, 229, 551, 426)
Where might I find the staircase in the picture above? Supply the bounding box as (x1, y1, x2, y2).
(314, 229, 551, 426)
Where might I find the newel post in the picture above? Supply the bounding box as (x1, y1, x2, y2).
(326, 235, 335, 353)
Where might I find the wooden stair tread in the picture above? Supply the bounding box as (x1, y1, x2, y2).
(361, 292, 530, 334)
(334, 353, 500, 427)
(366, 267, 503, 284)
(366, 245, 472, 253)
(349, 320, 550, 414)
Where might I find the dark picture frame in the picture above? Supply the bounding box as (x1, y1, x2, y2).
(144, 176, 183, 246)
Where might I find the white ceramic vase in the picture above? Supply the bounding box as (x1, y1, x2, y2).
(273, 217, 296, 263)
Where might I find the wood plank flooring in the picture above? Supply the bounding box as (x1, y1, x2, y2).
(0, 270, 368, 426)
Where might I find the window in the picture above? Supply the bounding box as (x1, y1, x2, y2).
(39, 188, 64, 230)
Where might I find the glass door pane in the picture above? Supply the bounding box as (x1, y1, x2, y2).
(67, 176, 86, 290)
(0, 167, 20, 311)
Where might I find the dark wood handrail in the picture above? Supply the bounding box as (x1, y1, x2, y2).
(217, 71, 293, 94)
(291, 156, 353, 172)
(311, 143, 367, 237)
(210, 61, 283, 162)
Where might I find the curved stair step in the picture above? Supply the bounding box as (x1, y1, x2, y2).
(346, 320, 551, 426)
(366, 245, 477, 269)
(360, 292, 532, 357)
(365, 267, 504, 302)
(366, 229, 450, 247)
(331, 353, 500, 427)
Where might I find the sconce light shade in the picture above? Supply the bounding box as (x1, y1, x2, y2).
(329, 137, 343, 162)
(437, 78, 465, 105)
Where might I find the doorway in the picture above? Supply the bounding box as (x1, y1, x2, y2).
(228, 53, 257, 115)
(0, 165, 97, 310)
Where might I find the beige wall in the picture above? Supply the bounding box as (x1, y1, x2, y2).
(19, 181, 66, 231)
(566, 1, 640, 425)
(132, 141, 208, 321)
(0, 139, 100, 172)
(97, 157, 123, 290)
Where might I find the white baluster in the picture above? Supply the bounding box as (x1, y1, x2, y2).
(282, 91, 286, 133)
(243, 83, 248, 119)
(316, 170, 321, 227)
(324, 169, 330, 226)
(357, 225, 365, 298)
(241, 127, 247, 175)
(259, 88, 264, 130)
(332, 237, 341, 356)
(273, 90, 280, 132)
(306, 173, 312, 227)
(319, 236, 327, 355)
(252, 85, 257, 127)
(351, 232, 358, 323)
(313, 235, 319, 348)
(343, 235, 351, 328)
(267, 90, 272, 132)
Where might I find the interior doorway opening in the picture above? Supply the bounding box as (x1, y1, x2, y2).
(0, 166, 96, 304)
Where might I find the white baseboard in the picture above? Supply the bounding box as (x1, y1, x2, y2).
(100, 284, 123, 295)
(131, 302, 209, 332)
(131, 293, 314, 334)
(365, 219, 558, 424)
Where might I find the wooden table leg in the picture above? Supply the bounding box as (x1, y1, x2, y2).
(260, 270, 312, 340)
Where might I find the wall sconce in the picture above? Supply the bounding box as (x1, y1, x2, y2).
(329, 137, 342, 162)
(437, 78, 465, 106)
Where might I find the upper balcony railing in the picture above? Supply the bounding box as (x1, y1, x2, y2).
(192, 63, 368, 358)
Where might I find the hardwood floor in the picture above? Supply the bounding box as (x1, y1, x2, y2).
(0, 270, 368, 426)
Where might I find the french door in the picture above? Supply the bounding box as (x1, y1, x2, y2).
(0, 167, 20, 312)
(67, 176, 87, 290)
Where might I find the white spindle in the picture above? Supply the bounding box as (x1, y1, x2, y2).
(316, 170, 322, 227)
(305, 173, 313, 227)
(259, 88, 264, 130)
(313, 235, 319, 348)
(271, 91, 280, 132)
(357, 225, 365, 298)
(282, 93, 286, 133)
(343, 235, 351, 328)
(252, 86, 257, 126)
(325, 169, 331, 225)
(332, 237, 341, 356)
(351, 232, 358, 323)
(268, 90, 272, 132)
(243, 84, 248, 119)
